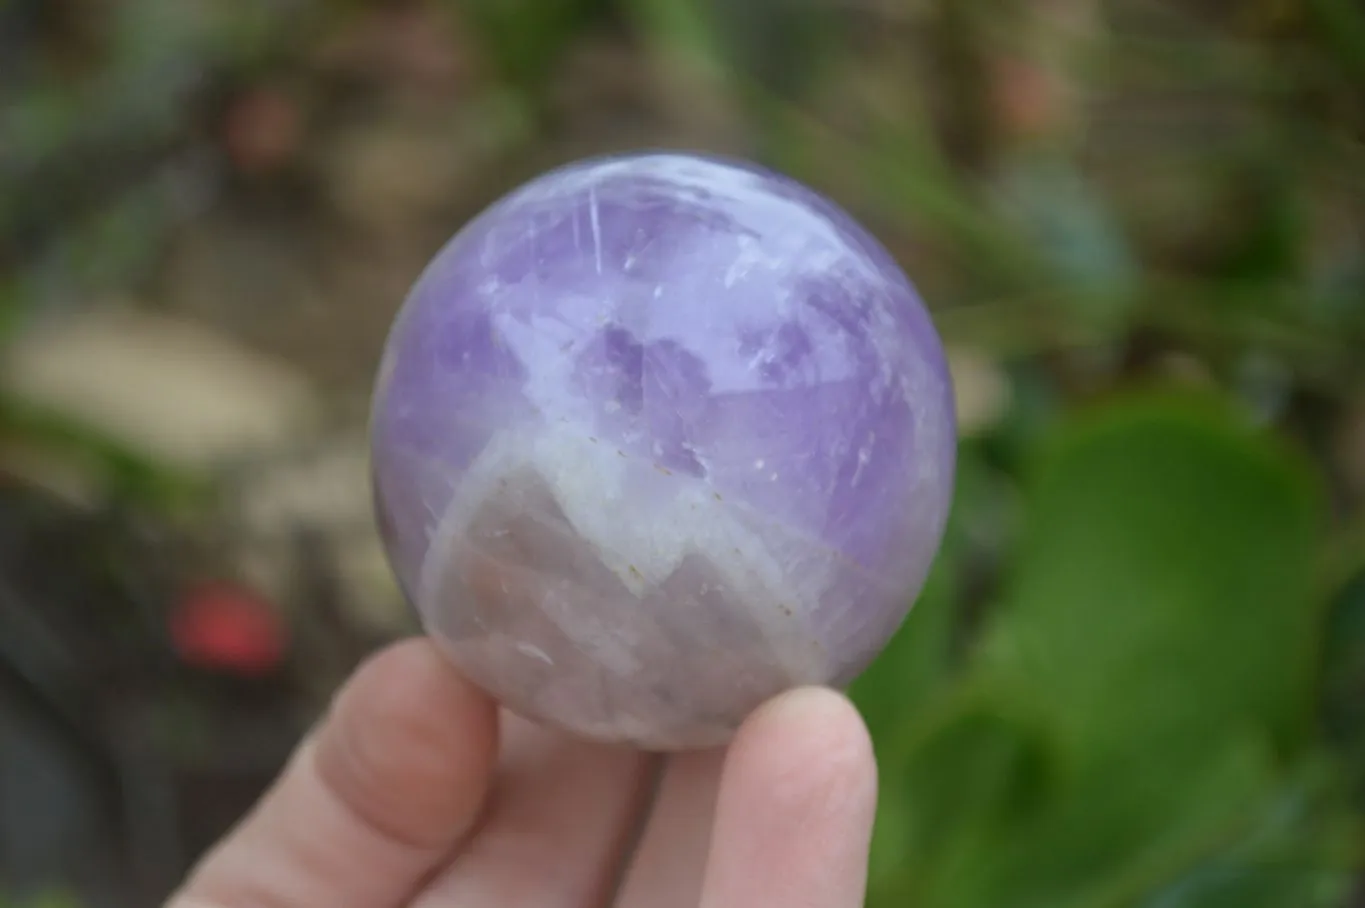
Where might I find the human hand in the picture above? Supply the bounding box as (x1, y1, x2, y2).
(167, 638, 878, 908)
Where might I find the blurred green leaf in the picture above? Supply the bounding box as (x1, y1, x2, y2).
(973, 392, 1329, 903)
(868, 686, 1061, 908)
(1144, 863, 1344, 908)
(1138, 756, 1358, 908)
(982, 392, 1323, 760)
(933, 732, 1278, 908)
(868, 392, 1339, 906)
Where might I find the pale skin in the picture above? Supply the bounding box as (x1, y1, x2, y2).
(167, 638, 879, 908)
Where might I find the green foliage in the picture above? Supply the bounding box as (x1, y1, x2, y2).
(1322, 569, 1365, 808)
(0, 890, 86, 908)
(445, 0, 616, 105)
(856, 392, 1359, 907)
(0, 392, 207, 510)
(1310, 0, 1365, 77)
(986, 395, 1322, 758)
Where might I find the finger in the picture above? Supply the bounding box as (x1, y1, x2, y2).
(169, 638, 499, 908)
(699, 687, 878, 908)
(614, 747, 726, 908)
(412, 713, 653, 908)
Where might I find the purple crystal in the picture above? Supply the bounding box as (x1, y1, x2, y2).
(370, 152, 956, 749)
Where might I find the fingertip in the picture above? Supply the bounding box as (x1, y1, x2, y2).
(735, 685, 877, 816)
(700, 686, 878, 908)
(747, 685, 873, 743)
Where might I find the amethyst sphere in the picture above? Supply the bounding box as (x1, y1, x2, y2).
(370, 152, 956, 749)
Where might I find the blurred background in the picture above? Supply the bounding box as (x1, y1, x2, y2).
(1, 0, 1363, 905)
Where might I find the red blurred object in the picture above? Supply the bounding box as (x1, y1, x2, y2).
(223, 86, 303, 174)
(170, 582, 289, 677)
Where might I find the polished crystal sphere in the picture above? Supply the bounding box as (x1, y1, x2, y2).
(370, 152, 956, 750)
